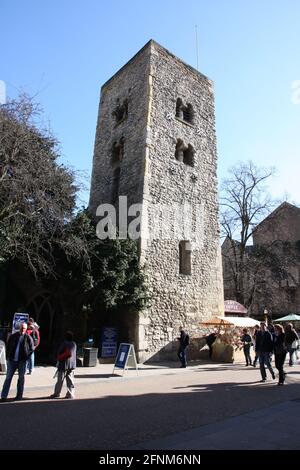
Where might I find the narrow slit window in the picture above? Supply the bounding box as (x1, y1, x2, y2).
(179, 241, 192, 275)
(112, 138, 124, 167)
(111, 166, 121, 204)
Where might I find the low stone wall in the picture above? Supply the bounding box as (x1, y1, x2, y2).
(211, 340, 246, 363)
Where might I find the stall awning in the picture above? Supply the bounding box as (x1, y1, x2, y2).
(274, 314, 300, 322)
(200, 316, 232, 326)
(217, 316, 259, 327)
(224, 300, 247, 315)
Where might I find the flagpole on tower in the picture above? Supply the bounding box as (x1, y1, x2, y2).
(195, 25, 199, 70)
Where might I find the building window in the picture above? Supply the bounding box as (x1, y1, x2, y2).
(183, 103, 194, 124)
(111, 137, 124, 168)
(175, 98, 194, 125)
(176, 98, 184, 120)
(111, 166, 121, 204)
(113, 99, 128, 124)
(111, 137, 124, 203)
(175, 140, 194, 167)
(179, 240, 192, 275)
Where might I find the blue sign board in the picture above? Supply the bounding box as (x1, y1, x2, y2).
(114, 343, 131, 369)
(101, 327, 118, 358)
(12, 313, 29, 333)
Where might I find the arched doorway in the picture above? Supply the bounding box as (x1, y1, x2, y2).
(26, 291, 62, 362)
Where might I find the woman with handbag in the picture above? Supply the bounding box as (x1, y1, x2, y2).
(284, 323, 299, 367)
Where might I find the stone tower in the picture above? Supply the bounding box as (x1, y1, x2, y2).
(89, 40, 224, 362)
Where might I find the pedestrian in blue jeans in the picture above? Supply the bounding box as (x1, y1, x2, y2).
(26, 318, 40, 374)
(255, 322, 275, 382)
(1, 322, 34, 402)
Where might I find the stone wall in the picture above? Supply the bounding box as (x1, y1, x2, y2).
(89, 43, 151, 213)
(138, 42, 223, 362)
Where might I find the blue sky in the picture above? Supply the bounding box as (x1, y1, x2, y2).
(1, 0, 300, 207)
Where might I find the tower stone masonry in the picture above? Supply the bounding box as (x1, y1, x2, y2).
(89, 40, 224, 362)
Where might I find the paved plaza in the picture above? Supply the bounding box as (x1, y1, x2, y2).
(0, 359, 299, 449)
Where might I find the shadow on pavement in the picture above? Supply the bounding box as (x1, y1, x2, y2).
(1, 375, 300, 450)
(75, 373, 113, 379)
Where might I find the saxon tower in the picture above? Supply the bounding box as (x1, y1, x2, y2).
(89, 40, 224, 362)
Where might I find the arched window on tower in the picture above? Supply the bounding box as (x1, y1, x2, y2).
(176, 98, 184, 120)
(179, 240, 192, 275)
(184, 144, 194, 166)
(175, 139, 185, 163)
(175, 98, 194, 125)
(175, 140, 194, 167)
(183, 103, 194, 125)
(113, 99, 128, 125)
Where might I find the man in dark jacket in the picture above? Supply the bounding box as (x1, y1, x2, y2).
(206, 332, 218, 359)
(1, 322, 34, 401)
(273, 324, 286, 385)
(177, 326, 189, 368)
(50, 331, 77, 399)
(255, 322, 275, 382)
(240, 328, 253, 366)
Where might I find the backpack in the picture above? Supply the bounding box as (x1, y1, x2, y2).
(185, 334, 190, 346)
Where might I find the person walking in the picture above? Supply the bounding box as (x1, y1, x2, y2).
(1, 322, 34, 402)
(284, 323, 299, 366)
(26, 318, 40, 374)
(255, 322, 275, 382)
(240, 328, 252, 366)
(273, 324, 287, 385)
(177, 326, 190, 368)
(205, 331, 217, 359)
(50, 331, 77, 399)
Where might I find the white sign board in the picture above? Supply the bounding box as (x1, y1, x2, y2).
(12, 313, 29, 334)
(113, 343, 138, 376)
(0, 340, 7, 373)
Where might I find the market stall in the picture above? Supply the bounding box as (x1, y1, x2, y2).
(200, 316, 259, 363)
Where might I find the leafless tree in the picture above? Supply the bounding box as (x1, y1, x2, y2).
(220, 161, 276, 306)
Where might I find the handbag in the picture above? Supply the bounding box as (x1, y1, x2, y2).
(57, 348, 72, 362)
(291, 340, 298, 349)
